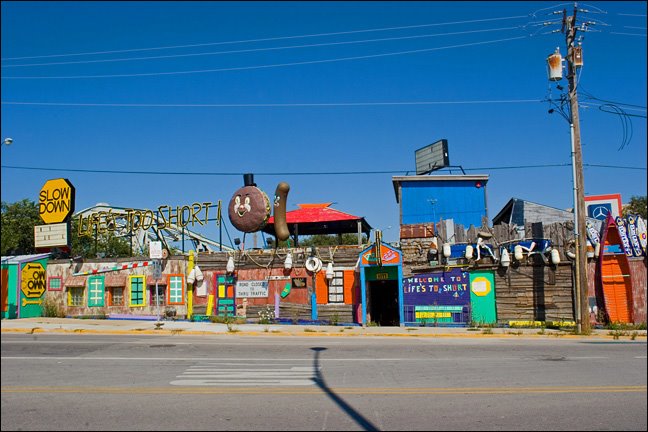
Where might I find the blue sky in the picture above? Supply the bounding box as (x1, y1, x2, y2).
(2, 1, 646, 246)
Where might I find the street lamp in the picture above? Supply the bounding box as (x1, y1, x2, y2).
(2, 137, 13, 147)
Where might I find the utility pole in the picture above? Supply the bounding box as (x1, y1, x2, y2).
(564, 6, 590, 333)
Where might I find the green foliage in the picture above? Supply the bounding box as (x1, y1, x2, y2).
(0, 199, 131, 258)
(257, 305, 275, 325)
(70, 217, 132, 259)
(41, 296, 66, 318)
(622, 195, 647, 219)
(300, 234, 368, 247)
(1, 199, 40, 255)
(329, 312, 340, 326)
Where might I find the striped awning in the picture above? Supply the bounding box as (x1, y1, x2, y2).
(64, 275, 86, 287)
(105, 274, 127, 287)
(147, 275, 167, 285)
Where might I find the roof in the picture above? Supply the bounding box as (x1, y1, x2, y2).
(1, 253, 51, 265)
(491, 197, 601, 230)
(391, 174, 489, 203)
(263, 203, 372, 237)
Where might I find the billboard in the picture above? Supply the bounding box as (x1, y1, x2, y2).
(415, 139, 450, 175)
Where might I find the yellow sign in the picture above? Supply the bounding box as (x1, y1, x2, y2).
(470, 276, 491, 297)
(39, 178, 75, 224)
(21, 262, 46, 299)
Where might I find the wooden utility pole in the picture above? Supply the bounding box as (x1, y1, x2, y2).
(564, 6, 590, 333)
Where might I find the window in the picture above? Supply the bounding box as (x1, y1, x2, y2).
(149, 285, 166, 306)
(87, 276, 105, 307)
(48, 277, 62, 291)
(328, 270, 345, 303)
(108, 287, 124, 306)
(67, 287, 84, 306)
(129, 275, 146, 307)
(167, 275, 185, 305)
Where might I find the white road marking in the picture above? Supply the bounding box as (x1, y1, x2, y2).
(171, 363, 320, 386)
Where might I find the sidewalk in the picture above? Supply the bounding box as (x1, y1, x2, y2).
(2, 317, 645, 339)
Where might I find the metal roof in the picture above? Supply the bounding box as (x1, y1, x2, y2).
(263, 203, 372, 237)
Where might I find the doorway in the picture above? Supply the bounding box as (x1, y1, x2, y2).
(368, 280, 400, 326)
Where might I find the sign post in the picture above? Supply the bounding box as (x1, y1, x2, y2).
(152, 260, 162, 323)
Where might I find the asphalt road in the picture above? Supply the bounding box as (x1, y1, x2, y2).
(1, 333, 646, 431)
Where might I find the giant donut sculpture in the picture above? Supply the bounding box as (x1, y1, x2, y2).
(228, 185, 271, 233)
(273, 182, 290, 242)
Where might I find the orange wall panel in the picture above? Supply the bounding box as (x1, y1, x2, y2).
(316, 272, 327, 304)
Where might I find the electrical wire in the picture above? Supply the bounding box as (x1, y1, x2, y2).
(2, 26, 524, 68)
(1, 99, 544, 107)
(2, 163, 644, 177)
(1, 14, 529, 61)
(1, 35, 530, 79)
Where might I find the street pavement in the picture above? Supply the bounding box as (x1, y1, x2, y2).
(2, 317, 645, 339)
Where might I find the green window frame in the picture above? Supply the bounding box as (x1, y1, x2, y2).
(87, 276, 105, 307)
(167, 275, 185, 305)
(129, 275, 146, 307)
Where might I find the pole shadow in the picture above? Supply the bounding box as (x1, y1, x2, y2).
(310, 347, 380, 431)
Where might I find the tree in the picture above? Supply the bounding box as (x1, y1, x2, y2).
(1, 199, 40, 255)
(300, 233, 368, 247)
(70, 217, 132, 258)
(0, 199, 132, 258)
(622, 195, 647, 219)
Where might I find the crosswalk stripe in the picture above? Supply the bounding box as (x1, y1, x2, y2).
(171, 363, 320, 386)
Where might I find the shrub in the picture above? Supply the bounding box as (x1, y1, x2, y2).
(258, 305, 275, 325)
(41, 297, 65, 318)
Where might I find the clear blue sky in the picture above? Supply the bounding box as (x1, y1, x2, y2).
(2, 1, 646, 246)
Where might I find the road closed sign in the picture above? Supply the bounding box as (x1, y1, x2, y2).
(39, 178, 75, 224)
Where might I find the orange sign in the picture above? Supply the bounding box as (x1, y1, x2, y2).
(362, 244, 400, 266)
(39, 178, 75, 224)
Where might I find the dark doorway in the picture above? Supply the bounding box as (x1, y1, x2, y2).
(368, 280, 400, 326)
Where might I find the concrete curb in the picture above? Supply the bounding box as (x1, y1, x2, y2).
(2, 325, 645, 340)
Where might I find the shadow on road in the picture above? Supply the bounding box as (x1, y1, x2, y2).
(310, 346, 380, 431)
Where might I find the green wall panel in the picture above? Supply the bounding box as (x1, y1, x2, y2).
(469, 271, 497, 325)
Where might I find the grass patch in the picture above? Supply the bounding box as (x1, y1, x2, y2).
(303, 328, 317, 333)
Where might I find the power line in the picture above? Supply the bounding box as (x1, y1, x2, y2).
(1, 35, 530, 79)
(1, 14, 529, 61)
(1, 163, 644, 177)
(609, 32, 647, 37)
(1, 26, 524, 68)
(1, 99, 543, 107)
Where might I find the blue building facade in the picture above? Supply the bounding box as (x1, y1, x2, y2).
(392, 175, 490, 228)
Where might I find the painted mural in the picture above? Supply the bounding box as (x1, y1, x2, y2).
(402, 268, 470, 324)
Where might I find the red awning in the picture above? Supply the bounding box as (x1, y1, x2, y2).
(263, 203, 372, 237)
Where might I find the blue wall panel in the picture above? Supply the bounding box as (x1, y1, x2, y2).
(400, 180, 486, 227)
